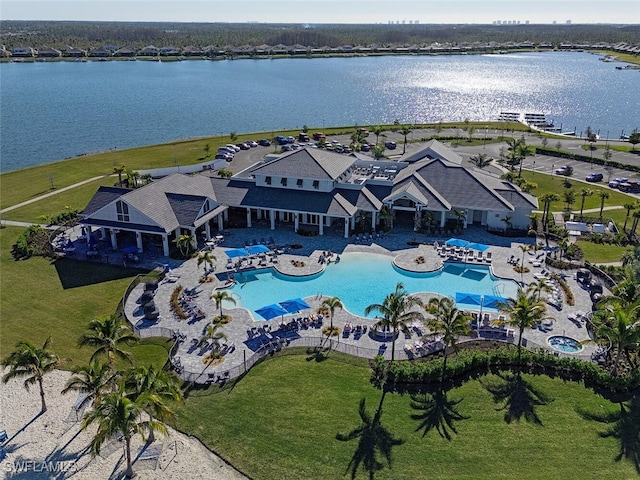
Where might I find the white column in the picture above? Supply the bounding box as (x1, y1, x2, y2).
(223, 209, 229, 220)
(205, 222, 211, 239)
(440, 211, 447, 227)
(162, 234, 170, 256)
(463, 210, 469, 228)
(270, 209, 276, 230)
(110, 229, 118, 250)
(350, 217, 355, 229)
(246, 208, 252, 228)
(371, 211, 376, 230)
(294, 213, 299, 232)
(319, 215, 324, 236)
(136, 231, 143, 252)
(344, 218, 349, 238)
(99, 227, 106, 239)
(257, 210, 262, 220)
(217, 214, 224, 230)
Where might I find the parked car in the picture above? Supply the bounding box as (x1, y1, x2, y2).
(608, 177, 628, 188)
(554, 165, 573, 176)
(215, 153, 233, 161)
(217, 147, 235, 156)
(226, 144, 241, 152)
(312, 132, 326, 141)
(385, 141, 397, 150)
(274, 135, 287, 145)
(285, 136, 296, 144)
(246, 140, 258, 147)
(258, 139, 271, 146)
(281, 144, 293, 152)
(360, 143, 371, 152)
(236, 142, 250, 150)
(585, 172, 603, 182)
(619, 181, 640, 193)
(298, 133, 310, 142)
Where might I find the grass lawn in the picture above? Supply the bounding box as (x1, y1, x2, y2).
(174, 354, 638, 480)
(0, 226, 166, 369)
(577, 241, 633, 264)
(1, 177, 118, 224)
(521, 171, 638, 215)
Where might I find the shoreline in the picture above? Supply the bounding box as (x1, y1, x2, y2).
(2, 48, 639, 66)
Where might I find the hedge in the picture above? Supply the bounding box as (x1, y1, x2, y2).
(371, 347, 640, 393)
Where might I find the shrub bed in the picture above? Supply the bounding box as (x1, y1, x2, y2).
(371, 347, 640, 393)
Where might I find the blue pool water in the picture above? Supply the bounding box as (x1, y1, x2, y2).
(226, 252, 517, 318)
(548, 336, 584, 353)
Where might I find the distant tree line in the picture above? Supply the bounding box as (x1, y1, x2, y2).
(1, 21, 638, 51)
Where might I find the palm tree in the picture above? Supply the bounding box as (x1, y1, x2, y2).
(518, 244, 530, 284)
(379, 206, 393, 230)
(597, 190, 610, 218)
(425, 297, 471, 380)
(494, 288, 550, 363)
(78, 314, 138, 372)
(539, 193, 560, 230)
(197, 251, 216, 277)
(1, 337, 64, 413)
(398, 125, 412, 154)
(469, 153, 492, 169)
(370, 125, 385, 146)
(578, 188, 593, 217)
(113, 164, 126, 186)
(356, 210, 371, 233)
(622, 202, 638, 232)
(210, 290, 236, 322)
(175, 233, 194, 257)
(82, 382, 168, 479)
(632, 210, 640, 237)
(591, 303, 640, 376)
(124, 364, 183, 442)
(527, 277, 553, 301)
(500, 215, 513, 232)
(364, 283, 423, 361)
(453, 209, 466, 232)
(563, 190, 575, 211)
(372, 144, 385, 160)
(61, 359, 114, 409)
(320, 296, 343, 336)
(197, 322, 228, 354)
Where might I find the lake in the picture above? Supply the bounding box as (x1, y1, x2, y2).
(1, 51, 638, 172)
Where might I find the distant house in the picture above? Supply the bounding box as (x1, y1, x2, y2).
(113, 47, 136, 57)
(159, 46, 181, 56)
(182, 45, 204, 56)
(63, 46, 86, 57)
(11, 46, 36, 57)
(88, 46, 113, 57)
(138, 45, 159, 56)
(37, 47, 62, 58)
(80, 141, 536, 256)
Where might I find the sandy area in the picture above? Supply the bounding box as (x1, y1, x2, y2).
(0, 369, 247, 479)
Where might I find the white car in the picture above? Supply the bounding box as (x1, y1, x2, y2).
(226, 144, 241, 152)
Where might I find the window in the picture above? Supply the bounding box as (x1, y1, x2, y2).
(296, 179, 303, 188)
(312, 180, 319, 189)
(116, 200, 130, 222)
(265, 176, 271, 185)
(281, 178, 288, 186)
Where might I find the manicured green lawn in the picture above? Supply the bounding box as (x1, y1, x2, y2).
(577, 241, 633, 264)
(0, 226, 166, 369)
(174, 354, 637, 480)
(1, 177, 117, 223)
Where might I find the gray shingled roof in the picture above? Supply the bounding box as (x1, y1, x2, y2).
(82, 186, 132, 216)
(251, 148, 356, 180)
(166, 193, 207, 226)
(401, 139, 463, 164)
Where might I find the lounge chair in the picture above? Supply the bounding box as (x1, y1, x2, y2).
(485, 252, 492, 263)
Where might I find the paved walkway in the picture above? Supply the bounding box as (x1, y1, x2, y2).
(121, 225, 599, 383)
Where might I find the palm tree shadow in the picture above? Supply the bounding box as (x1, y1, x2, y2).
(481, 371, 554, 425)
(6, 411, 44, 444)
(576, 394, 640, 473)
(336, 392, 405, 480)
(410, 388, 469, 441)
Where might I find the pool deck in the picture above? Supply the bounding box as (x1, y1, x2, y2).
(123, 225, 600, 382)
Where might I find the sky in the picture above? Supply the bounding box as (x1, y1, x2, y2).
(1, 0, 639, 24)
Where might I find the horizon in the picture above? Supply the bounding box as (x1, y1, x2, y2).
(2, 0, 639, 25)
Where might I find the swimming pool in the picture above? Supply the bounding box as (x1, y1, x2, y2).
(227, 252, 517, 318)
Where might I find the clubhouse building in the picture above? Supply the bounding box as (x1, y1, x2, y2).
(80, 140, 537, 256)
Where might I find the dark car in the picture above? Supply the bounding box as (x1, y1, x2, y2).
(312, 132, 326, 141)
(360, 143, 371, 152)
(608, 177, 628, 188)
(619, 181, 640, 193)
(258, 139, 271, 146)
(585, 172, 603, 182)
(385, 141, 397, 150)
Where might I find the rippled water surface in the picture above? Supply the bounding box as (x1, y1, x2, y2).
(1, 51, 638, 171)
